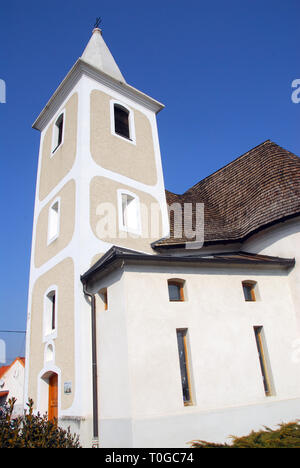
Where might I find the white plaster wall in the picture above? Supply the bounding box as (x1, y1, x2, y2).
(90, 261, 300, 447)
(243, 217, 300, 331)
(124, 265, 300, 416)
(2, 361, 25, 414)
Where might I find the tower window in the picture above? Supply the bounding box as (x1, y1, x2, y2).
(48, 200, 60, 244)
(44, 290, 57, 337)
(242, 281, 257, 302)
(114, 105, 130, 139)
(120, 192, 140, 233)
(52, 113, 64, 153)
(168, 279, 185, 302)
(176, 329, 193, 406)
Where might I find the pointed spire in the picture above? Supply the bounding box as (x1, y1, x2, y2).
(81, 28, 126, 83)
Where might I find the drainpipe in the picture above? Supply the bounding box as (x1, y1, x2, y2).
(82, 283, 99, 447)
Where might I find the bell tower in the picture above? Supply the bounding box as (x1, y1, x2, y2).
(25, 27, 168, 447)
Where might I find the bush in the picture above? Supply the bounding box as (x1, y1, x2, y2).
(189, 421, 300, 448)
(0, 398, 81, 448)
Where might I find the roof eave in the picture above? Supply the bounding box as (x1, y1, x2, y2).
(81, 249, 295, 286)
(33, 59, 165, 131)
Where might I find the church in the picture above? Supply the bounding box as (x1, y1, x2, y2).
(25, 27, 300, 448)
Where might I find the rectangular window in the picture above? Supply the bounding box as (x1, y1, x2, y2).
(242, 281, 256, 301)
(44, 290, 57, 337)
(48, 200, 60, 243)
(121, 193, 139, 232)
(114, 105, 130, 139)
(168, 280, 184, 302)
(176, 329, 193, 406)
(254, 326, 272, 396)
(51, 293, 56, 331)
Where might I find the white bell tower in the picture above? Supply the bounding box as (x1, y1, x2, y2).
(25, 27, 168, 447)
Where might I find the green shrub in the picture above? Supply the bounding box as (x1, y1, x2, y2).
(189, 421, 300, 448)
(0, 398, 81, 448)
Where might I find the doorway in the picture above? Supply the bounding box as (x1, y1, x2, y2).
(48, 373, 58, 421)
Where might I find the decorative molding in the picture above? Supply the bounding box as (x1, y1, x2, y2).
(33, 59, 164, 132)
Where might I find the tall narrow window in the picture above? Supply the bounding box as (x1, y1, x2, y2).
(50, 293, 56, 331)
(176, 329, 193, 406)
(168, 280, 185, 302)
(45, 290, 57, 337)
(254, 326, 273, 396)
(121, 193, 140, 232)
(114, 105, 130, 139)
(53, 113, 64, 152)
(48, 201, 60, 243)
(242, 281, 256, 301)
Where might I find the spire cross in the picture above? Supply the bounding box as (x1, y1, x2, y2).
(94, 17, 102, 29)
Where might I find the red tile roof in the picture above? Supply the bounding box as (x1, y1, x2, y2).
(154, 140, 300, 247)
(0, 357, 25, 380)
(0, 366, 9, 380)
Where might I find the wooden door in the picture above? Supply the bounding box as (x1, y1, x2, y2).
(48, 374, 58, 421)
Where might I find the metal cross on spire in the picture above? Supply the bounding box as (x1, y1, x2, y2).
(94, 17, 102, 29)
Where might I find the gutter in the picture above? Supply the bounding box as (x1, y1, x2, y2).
(82, 282, 99, 447)
(81, 249, 295, 285)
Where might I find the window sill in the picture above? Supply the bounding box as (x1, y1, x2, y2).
(47, 234, 59, 246)
(51, 143, 63, 156)
(43, 330, 57, 343)
(112, 131, 136, 146)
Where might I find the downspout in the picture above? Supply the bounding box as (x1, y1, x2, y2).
(82, 282, 99, 447)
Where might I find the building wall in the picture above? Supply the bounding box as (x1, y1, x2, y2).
(25, 68, 169, 447)
(1, 360, 25, 415)
(243, 217, 300, 331)
(91, 260, 300, 447)
(90, 90, 158, 186)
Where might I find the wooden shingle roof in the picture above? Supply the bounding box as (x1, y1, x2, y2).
(154, 140, 300, 247)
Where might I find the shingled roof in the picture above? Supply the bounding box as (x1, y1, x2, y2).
(154, 140, 300, 248)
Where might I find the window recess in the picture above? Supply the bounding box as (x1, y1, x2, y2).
(254, 326, 273, 397)
(114, 105, 130, 139)
(176, 329, 193, 406)
(242, 281, 257, 302)
(52, 113, 64, 153)
(168, 279, 185, 302)
(48, 200, 60, 244)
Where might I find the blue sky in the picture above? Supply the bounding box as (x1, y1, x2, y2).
(0, 0, 299, 363)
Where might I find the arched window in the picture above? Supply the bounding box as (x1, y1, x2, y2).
(45, 344, 54, 363)
(168, 279, 185, 302)
(114, 104, 130, 139)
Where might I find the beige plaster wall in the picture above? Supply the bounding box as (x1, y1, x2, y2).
(90, 176, 163, 253)
(90, 90, 157, 186)
(34, 179, 76, 268)
(39, 93, 78, 201)
(28, 258, 75, 411)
